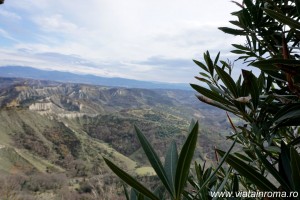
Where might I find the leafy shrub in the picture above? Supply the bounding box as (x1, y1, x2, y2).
(25, 173, 67, 192)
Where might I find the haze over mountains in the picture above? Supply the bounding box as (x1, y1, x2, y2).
(0, 66, 191, 90)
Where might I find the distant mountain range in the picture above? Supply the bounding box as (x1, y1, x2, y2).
(0, 66, 191, 90)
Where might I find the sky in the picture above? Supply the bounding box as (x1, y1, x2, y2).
(0, 0, 245, 83)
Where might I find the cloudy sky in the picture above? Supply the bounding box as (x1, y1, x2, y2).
(0, 0, 244, 83)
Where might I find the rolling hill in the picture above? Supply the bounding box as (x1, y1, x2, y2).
(0, 77, 230, 199)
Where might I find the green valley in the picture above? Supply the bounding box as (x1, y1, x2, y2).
(0, 77, 230, 199)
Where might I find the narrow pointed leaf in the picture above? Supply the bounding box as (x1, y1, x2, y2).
(103, 158, 159, 200)
(242, 70, 259, 109)
(135, 126, 174, 198)
(190, 84, 232, 105)
(196, 95, 237, 114)
(279, 142, 292, 189)
(204, 51, 214, 76)
(255, 148, 292, 191)
(123, 184, 130, 200)
(164, 141, 178, 194)
(229, 20, 244, 28)
(138, 193, 145, 200)
(296, 0, 300, 16)
(195, 76, 211, 84)
(232, 44, 250, 51)
(175, 122, 199, 199)
(232, 173, 239, 193)
(218, 27, 246, 35)
(193, 137, 237, 198)
(153, 186, 165, 200)
(213, 52, 220, 66)
(264, 9, 300, 29)
(189, 119, 196, 132)
(288, 136, 300, 146)
(131, 189, 138, 200)
(252, 59, 300, 71)
(217, 150, 278, 192)
(273, 103, 300, 127)
(193, 60, 209, 72)
(234, 152, 253, 163)
(215, 66, 238, 97)
(199, 72, 211, 79)
(290, 147, 300, 194)
(212, 168, 232, 200)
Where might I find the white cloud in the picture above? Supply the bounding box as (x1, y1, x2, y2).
(33, 14, 78, 33)
(0, 9, 21, 20)
(0, 0, 246, 83)
(0, 28, 18, 42)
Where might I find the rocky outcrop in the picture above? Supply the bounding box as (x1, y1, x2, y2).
(29, 102, 53, 111)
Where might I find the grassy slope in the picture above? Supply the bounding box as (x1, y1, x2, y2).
(62, 117, 138, 172)
(0, 108, 138, 175)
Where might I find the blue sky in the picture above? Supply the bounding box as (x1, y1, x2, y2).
(0, 1, 244, 83)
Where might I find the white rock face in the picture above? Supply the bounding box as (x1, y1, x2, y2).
(29, 102, 53, 111)
(58, 113, 85, 118)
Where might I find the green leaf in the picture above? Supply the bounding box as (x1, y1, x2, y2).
(264, 146, 281, 154)
(296, 0, 300, 16)
(193, 60, 209, 72)
(123, 184, 130, 200)
(199, 72, 211, 79)
(212, 167, 232, 200)
(279, 142, 292, 188)
(190, 84, 232, 106)
(263, 70, 286, 82)
(175, 122, 199, 199)
(252, 59, 300, 71)
(234, 152, 253, 163)
(208, 84, 225, 95)
(232, 173, 239, 193)
(164, 141, 178, 195)
(232, 44, 250, 51)
(264, 9, 300, 29)
(290, 147, 300, 194)
(288, 136, 300, 146)
(188, 119, 196, 132)
(273, 103, 300, 127)
(103, 157, 159, 200)
(243, 0, 254, 10)
(204, 51, 214, 76)
(218, 27, 246, 35)
(240, 7, 252, 28)
(193, 137, 237, 198)
(130, 191, 137, 200)
(213, 52, 220, 66)
(229, 20, 244, 27)
(135, 126, 174, 198)
(195, 76, 211, 84)
(196, 95, 237, 114)
(217, 150, 278, 192)
(231, 49, 247, 54)
(215, 66, 238, 98)
(257, 72, 265, 92)
(131, 189, 138, 200)
(255, 148, 292, 192)
(138, 193, 145, 200)
(242, 70, 259, 109)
